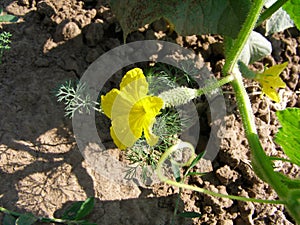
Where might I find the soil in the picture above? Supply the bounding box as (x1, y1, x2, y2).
(0, 0, 299, 225)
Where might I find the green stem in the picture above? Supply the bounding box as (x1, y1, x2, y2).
(156, 142, 285, 205)
(223, 0, 265, 75)
(256, 0, 289, 28)
(197, 74, 234, 95)
(231, 67, 300, 223)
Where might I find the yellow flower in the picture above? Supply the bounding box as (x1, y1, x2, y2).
(254, 62, 287, 103)
(101, 68, 164, 150)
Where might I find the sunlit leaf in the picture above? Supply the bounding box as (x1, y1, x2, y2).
(0, 14, 18, 22)
(275, 108, 300, 167)
(239, 31, 272, 65)
(283, 0, 300, 30)
(266, 8, 294, 35)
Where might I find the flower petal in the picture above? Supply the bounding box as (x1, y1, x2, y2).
(111, 117, 139, 149)
(129, 96, 164, 146)
(101, 89, 120, 119)
(110, 126, 127, 150)
(120, 68, 148, 101)
(262, 85, 280, 103)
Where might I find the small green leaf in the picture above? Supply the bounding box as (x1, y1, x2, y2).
(16, 213, 37, 225)
(283, 0, 300, 30)
(177, 211, 202, 218)
(109, 0, 251, 39)
(0, 8, 3, 14)
(239, 31, 272, 65)
(187, 151, 205, 171)
(62, 201, 85, 220)
(3, 214, 16, 225)
(74, 197, 95, 220)
(266, 8, 294, 35)
(275, 108, 300, 167)
(0, 15, 18, 22)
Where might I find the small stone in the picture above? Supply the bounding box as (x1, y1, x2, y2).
(37, 1, 55, 17)
(216, 165, 239, 185)
(83, 22, 104, 47)
(74, 14, 92, 28)
(185, 35, 198, 46)
(218, 219, 233, 225)
(54, 21, 81, 42)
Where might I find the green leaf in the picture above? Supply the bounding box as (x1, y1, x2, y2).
(0, 15, 18, 22)
(177, 211, 202, 218)
(266, 8, 294, 35)
(108, 0, 251, 39)
(0, 8, 3, 15)
(239, 31, 272, 65)
(275, 172, 300, 189)
(15, 214, 37, 225)
(62, 201, 85, 220)
(74, 197, 95, 220)
(283, 0, 300, 30)
(187, 152, 205, 171)
(275, 108, 300, 167)
(3, 214, 16, 225)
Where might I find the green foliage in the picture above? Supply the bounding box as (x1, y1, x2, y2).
(109, 0, 251, 39)
(15, 214, 37, 225)
(56, 81, 101, 118)
(283, 0, 300, 30)
(275, 108, 300, 167)
(0, 198, 96, 225)
(3, 214, 16, 225)
(0, 8, 18, 22)
(266, 8, 294, 35)
(239, 31, 272, 65)
(0, 31, 12, 64)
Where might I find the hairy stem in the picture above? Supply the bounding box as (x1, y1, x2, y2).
(223, 0, 265, 75)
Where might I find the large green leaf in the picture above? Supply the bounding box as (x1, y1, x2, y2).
(283, 0, 300, 30)
(239, 31, 272, 65)
(266, 8, 294, 35)
(109, 0, 251, 39)
(15, 214, 37, 225)
(275, 108, 300, 167)
(3, 214, 16, 225)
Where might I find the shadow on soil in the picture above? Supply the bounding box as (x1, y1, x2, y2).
(0, 2, 194, 224)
